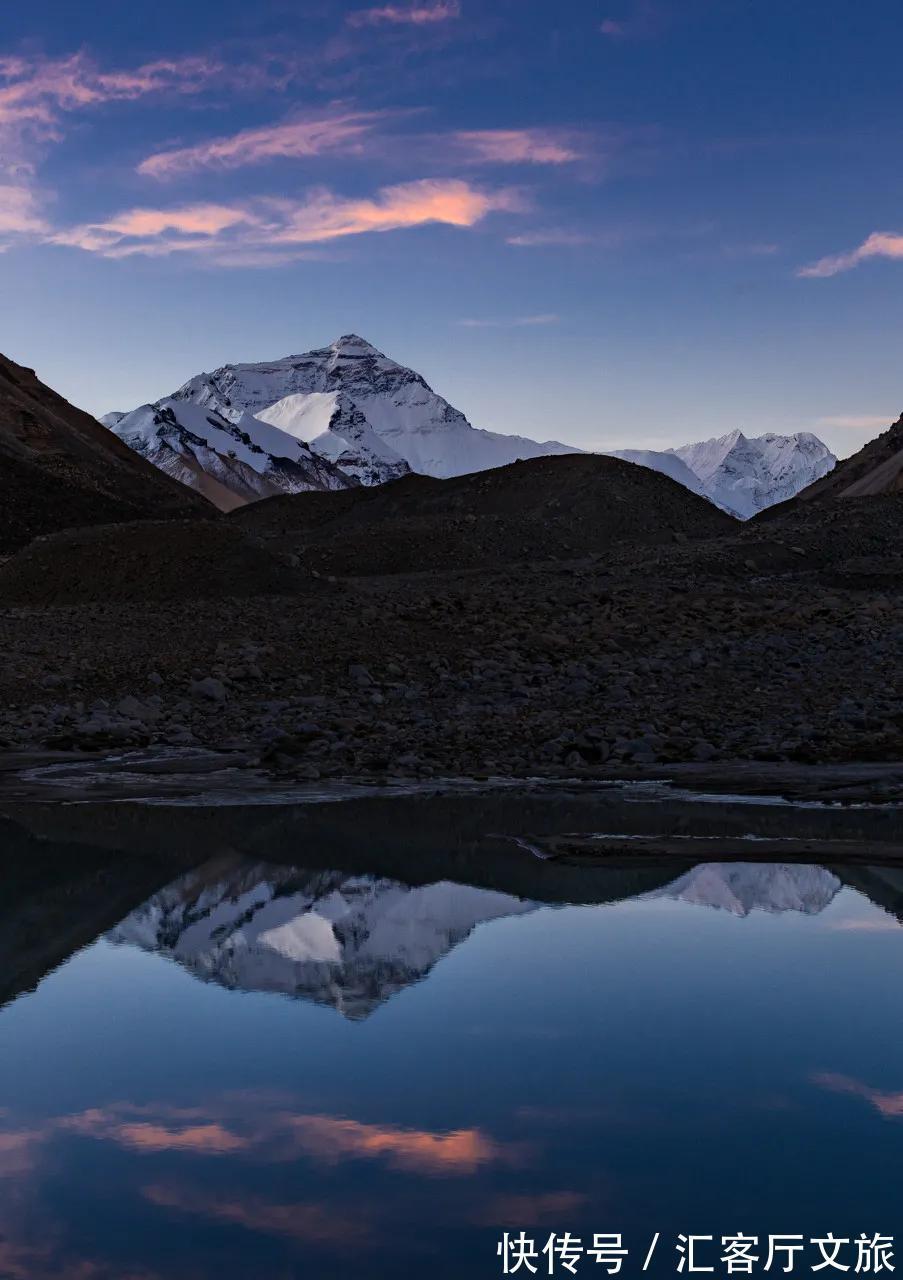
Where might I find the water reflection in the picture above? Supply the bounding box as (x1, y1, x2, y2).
(2, 804, 903, 1280)
(107, 858, 538, 1017)
(645, 862, 842, 916)
(101, 858, 869, 1016)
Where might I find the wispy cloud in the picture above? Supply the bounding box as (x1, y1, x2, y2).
(453, 128, 583, 165)
(600, 1, 669, 40)
(798, 231, 903, 278)
(52, 178, 522, 262)
(139, 117, 587, 180)
(138, 108, 392, 179)
(507, 228, 593, 247)
(52, 202, 257, 254)
(144, 1184, 371, 1246)
(347, 1, 461, 27)
(817, 413, 896, 431)
(0, 182, 48, 237)
(813, 1072, 903, 1118)
(0, 51, 223, 170)
(457, 313, 560, 328)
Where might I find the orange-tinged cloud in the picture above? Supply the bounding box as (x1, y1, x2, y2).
(347, 1, 460, 27)
(109, 1123, 250, 1154)
(813, 1072, 903, 1118)
(57, 1108, 250, 1155)
(52, 179, 521, 262)
(138, 110, 388, 179)
(276, 178, 521, 243)
(454, 129, 582, 165)
(798, 231, 903, 278)
(30, 1101, 517, 1175)
(285, 1113, 504, 1174)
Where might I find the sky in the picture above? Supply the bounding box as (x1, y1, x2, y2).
(2, 0, 903, 457)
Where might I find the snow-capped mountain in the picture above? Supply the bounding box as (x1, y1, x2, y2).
(105, 334, 580, 504)
(646, 862, 841, 917)
(606, 448, 708, 499)
(104, 335, 834, 517)
(610, 430, 836, 519)
(107, 858, 537, 1019)
(107, 398, 354, 511)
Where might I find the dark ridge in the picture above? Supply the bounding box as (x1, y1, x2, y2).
(0, 351, 210, 553)
(231, 452, 736, 576)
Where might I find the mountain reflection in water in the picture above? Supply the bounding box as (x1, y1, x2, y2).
(103, 858, 860, 1015)
(107, 859, 538, 1018)
(2, 800, 903, 1280)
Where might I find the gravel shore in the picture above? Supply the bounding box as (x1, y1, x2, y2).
(1, 517, 901, 781)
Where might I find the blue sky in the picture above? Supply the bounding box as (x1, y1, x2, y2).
(2, 0, 902, 455)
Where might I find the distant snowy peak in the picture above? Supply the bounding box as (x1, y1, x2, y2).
(110, 398, 354, 511)
(670, 430, 836, 518)
(607, 448, 707, 498)
(610, 430, 836, 519)
(105, 333, 581, 504)
(169, 333, 580, 486)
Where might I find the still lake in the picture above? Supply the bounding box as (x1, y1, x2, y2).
(1, 787, 903, 1279)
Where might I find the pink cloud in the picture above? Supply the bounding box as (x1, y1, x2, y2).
(0, 183, 48, 238)
(138, 109, 390, 179)
(453, 128, 583, 165)
(0, 51, 223, 168)
(797, 231, 903, 278)
(52, 202, 258, 255)
(0, 52, 221, 112)
(813, 1072, 903, 1118)
(51, 178, 521, 263)
(347, 1, 461, 27)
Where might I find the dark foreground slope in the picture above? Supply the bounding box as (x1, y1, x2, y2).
(0, 520, 325, 605)
(1, 433, 901, 771)
(0, 353, 208, 552)
(231, 453, 736, 575)
(767, 410, 903, 506)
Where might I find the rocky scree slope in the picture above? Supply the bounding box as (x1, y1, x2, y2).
(780, 411, 903, 502)
(1, 518, 901, 770)
(0, 352, 208, 552)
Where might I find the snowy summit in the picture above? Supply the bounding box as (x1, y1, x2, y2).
(609, 429, 836, 519)
(106, 335, 578, 508)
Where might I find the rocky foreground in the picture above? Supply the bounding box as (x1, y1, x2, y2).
(0, 491, 901, 779)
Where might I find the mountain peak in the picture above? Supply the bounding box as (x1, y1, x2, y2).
(330, 334, 381, 355)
